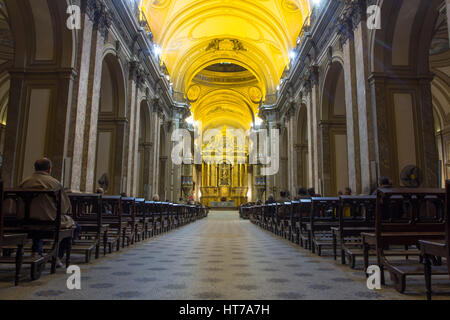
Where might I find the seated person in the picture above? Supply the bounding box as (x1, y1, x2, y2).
(344, 187, 352, 195)
(277, 190, 289, 203)
(371, 177, 392, 195)
(19, 158, 80, 267)
(308, 188, 321, 197)
(96, 187, 112, 214)
(152, 194, 160, 202)
(295, 187, 308, 200)
(265, 195, 275, 204)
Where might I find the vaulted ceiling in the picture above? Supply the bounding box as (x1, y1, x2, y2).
(142, 0, 310, 130)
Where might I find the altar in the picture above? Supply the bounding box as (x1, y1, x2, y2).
(210, 201, 236, 208)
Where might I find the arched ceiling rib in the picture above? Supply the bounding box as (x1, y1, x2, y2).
(142, 0, 310, 131)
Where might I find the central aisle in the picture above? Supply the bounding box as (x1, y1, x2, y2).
(0, 211, 411, 300)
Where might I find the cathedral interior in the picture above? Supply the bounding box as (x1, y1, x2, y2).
(0, 0, 449, 302)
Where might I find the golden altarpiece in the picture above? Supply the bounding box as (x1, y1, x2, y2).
(199, 130, 249, 207)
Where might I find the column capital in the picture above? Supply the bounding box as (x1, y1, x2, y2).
(86, 0, 111, 39)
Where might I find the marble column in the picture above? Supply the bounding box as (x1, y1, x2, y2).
(80, 10, 109, 193)
(66, 9, 96, 192)
(311, 79, 321, 192)
(342, 38, 362, 194)
(354, 18, 376, 194)
(287, 110, 298, 197)
(418, 77, 439, 187)
(304, 86, 316, 190)
(368, 74, 392, 179)
(124, 62, 138, 195)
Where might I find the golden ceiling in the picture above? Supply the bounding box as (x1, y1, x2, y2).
(141, 0, 310, 130)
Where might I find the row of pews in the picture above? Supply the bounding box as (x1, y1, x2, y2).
(0, 182, 208, 286)
(243, 181, 450, 300)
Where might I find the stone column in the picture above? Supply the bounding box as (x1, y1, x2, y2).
(368, 74, 392, 179)
(287, 107, 297, 197)
(303, 84, 316, 190)
(418, 77, 439, 187)
(170, 116, 183, 202)
(80, 5, 110, 192)
(341, 34, 361, 194)
(352, 2, 377, 194)
(124, 61, 138, 195)
(151, 106, 162, 196)
(307, 66, 321, 193)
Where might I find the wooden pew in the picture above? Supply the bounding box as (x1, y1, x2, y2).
(250, 205, 263, 226)
(121, 197, 138, 246)
(102, 196, 124, 252)
(362, 188, 447, 293)
(296, 199, 312, 249)
(169, 203, 178, 230)
(308, 197, 340, 255)
(135, 198, 152, 239)
(288, 201, 300, 244)
(147, 201, 162, 235)
(420, 180, 450, 300)
(0, 181, 27, 286)
(68, 193, 107, 262)
(159, 202, 170, 232)
(2, 188, 73, 280)
(240, 205, 251, 219)
(333, 195, 376, 268)
(275, 202, 291, 239)
(263, 203, 276, 233)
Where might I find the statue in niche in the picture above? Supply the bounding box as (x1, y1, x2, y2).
(220, 164, 230, 186)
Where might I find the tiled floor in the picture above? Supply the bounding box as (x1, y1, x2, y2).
(0, 211, 449, 300)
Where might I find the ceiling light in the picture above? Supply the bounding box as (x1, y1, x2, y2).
(289, 50, 296, 60)
(153, 44, 161, 58)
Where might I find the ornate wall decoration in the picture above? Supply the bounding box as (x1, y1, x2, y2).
(249, 86, 263, 104)
(187, 85, 201, 102)
(282, 0, 301, 12)
(206, 39, 247, 52)
(150, 0, 171, 9)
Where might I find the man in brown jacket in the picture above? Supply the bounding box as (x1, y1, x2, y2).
(19, 158, 79, 267)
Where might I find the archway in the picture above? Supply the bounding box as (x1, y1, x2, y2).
(1, 0, 75, 186)
(94, 53, 127, 194)
(369, 0, 446, 187)
(137, 100, 152, 198)
(321, 61, 349, 196)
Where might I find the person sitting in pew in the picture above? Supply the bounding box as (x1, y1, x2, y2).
(295, 187, 308, 200)
(277, 190, 289, 203)
(152, 194, 160, 201)
(371, 176, 392, 195)
(265, 195, 275, 204)
(308, 188, 321, 197)
(96, 187, 112, 214)
(19, 158, 80, 267)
